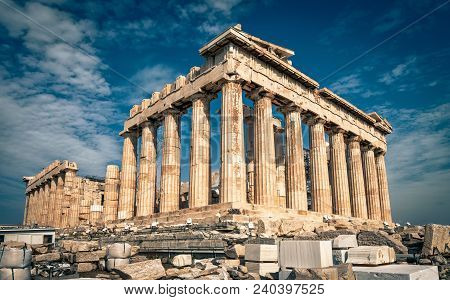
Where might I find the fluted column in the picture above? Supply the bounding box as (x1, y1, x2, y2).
(329, 127, 352, 216)
(347, 136, 368, 218)
(220, 81, 246, 204)
(61, 170, 75, 227)
(69, 177, 82, 227)
(47, 178, 57, 226)
(137, 121, 158, 216)
(275, 124, 286, 208)
(375, 151, 392, 222)
(23, 194, 30, 225)
(308, 117, 332, 214)
(53, 175, 64, 227)
(252, 91, 277, 207)
(118, 131, 138, 219)
(284, 108, 308, 210)
(189, 96, 211, 208)
(104, 165, 120, 222)
(245, 116, 255, 203)
(362, 145, 381, 220)
(160, 111, 181, 213)
(42, 183, 50, 226)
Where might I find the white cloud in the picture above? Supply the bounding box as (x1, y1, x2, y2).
(379, 56, 417, 85)
(375, 103, 450, 224)
(329, 74, 362, 94)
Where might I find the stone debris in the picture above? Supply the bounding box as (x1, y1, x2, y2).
(332, 249, 349, 265)
(347, 246, 395, 265)
(421, 224, 449, 256)
(113, 259, 166, 280)
(171, 254, 192, 267)
(281, 264, 355, 280)
(332, 235, 358, 249)
(353, 265, 439, 280)
(34, 252, 61, 263)
(279, 240, 333, 268)
(357, 231, 408, 254)
(245, 244, 278, 262)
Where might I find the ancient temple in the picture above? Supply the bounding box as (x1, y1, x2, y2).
(23, 25, 393, 227)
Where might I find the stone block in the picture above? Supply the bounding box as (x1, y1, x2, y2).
(224, 244, 245, 258)
(245, 262, 279, 276)
(422, 224, 449, 256)
(280, 264, 355, 280)
(245, 244, 278, 262)
(347, 246, 395, 265)
(279, 240, 332, 268)
(106, 258, 130, 272)
(77, 262, 97, 273)
(69, 241, 99, 253)
(353, 265, 439, 280)
(332, 249, 348, 265)
(34, 252, 61, 263)
(0, 267, 31, 280)
(332, 235, 358, 249)
(75, 250, 104, 263)
(114, 259, 166, 280)
(171, 254, 192, 267)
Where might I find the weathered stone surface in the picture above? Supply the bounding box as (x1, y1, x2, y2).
(68, 241, 99, 253)
(107, 243, 132, 258)
(114, 259, 166, 280)
(347, 246, 395, 265)
(171, 254, 192, 267)
(283, 264, 355, 280)
(279, 240, 332, 268)
(421, 224, 449, 256)
(332, 235, 358, 249)
(106, 258, 130, 272)
(0, 248, 32, 268)
(332, 249, 348, 265)
(77, 262, 97, 273)
(2, 241, 27, 249)
(224, 244, 245, 258)
(75, 250, 105, 262)
(0, 267, 31, 280)
(213, 258, 240, 268)
(245, 262, 279, 276)
(245, 244, 277, 262)
(354, 265, 439, 280)
(358, 231, 408, 254)
(34, 252, 61, 262)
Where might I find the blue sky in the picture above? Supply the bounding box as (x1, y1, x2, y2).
(0, 0, 449, 225)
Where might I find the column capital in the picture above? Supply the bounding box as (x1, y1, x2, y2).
(122, 129, 138, 139)
(375, 148, 387, 156)
(361, 143, 376, 152)
(280, 103, 304, 114)
(305, 115, 327, 126)
(329, 125, 346, 134)
(346, 135, 363, 143)
(246, 86, 275, 101)
(191, 89, 217, 102)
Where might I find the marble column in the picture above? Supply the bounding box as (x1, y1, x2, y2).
(284, 108, 308, 210)
(245, 116, 255, 203)
(329, 127, 352, 216)
(69, 177, 82, 227)
(33, 189, 39, 224)
(376, 151, 392, 222)
(308, 117, 332, 214)
(30, 190, 37, 225)
(47, 178, 57, 226)
(42, 183, 50, 226)
(104, 165, 120, 222)
(252, 91, 277, 207)
(137, 121, 158, 216)
(54, 175, 64, 227)
(347, 136, 368, 219)
(23, 194, 30, 225)
(189, 96, 211, 208)
(275, 124, 286, 208)
(220, 81, 246, 204)
(362, 145, 381, 220)
(160, 111, 181, 213)
(61, 170, 75, 228)
(118, 131, 138, 219)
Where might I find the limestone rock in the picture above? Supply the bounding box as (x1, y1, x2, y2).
(224, 244, 245, 259)
(421, 224, 449, 256)
(77, 262, 97, 273)
(106, 258, 130, 272)
(114, 259, 166, 280)
(332, 235, 358, 249)
(70, 241, 99, 253)
(284, 264, 355, 280)
(34, 252, 61, 263)
(245, 262, 279, 276)
(347, 246, 395, 265)
(75, 250, 105, 262)
(171, 254, 192, 267)
(107, 243, 132, 259)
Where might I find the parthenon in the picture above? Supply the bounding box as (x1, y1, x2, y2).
(23, 24, 393, 227)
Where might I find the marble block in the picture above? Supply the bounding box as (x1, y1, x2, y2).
(347, 246, 395, 265)
(246, 262, 279, 276)
(279, 240, 333, 268)
(353, 265, 439, 280)
(332, 235, 358, 249)
(245, 244, 278, 262)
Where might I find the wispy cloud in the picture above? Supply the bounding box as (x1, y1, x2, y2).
(373, 8, 404, 33)
(378, 56, 417, 85)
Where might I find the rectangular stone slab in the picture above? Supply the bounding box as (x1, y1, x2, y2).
(246, 262, 279, 276)
(332, 235, 358, 249)
(353, 265, 439, 280)
(347, 246, 395, 265)
(279, 240, 332, 268)
(245, 244, 278, 262)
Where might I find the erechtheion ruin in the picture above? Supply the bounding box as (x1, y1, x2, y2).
(22, 25, 393, 228)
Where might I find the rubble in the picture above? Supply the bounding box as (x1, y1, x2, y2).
(113, 259, 166, 280)
(421, 224, 449, 256)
